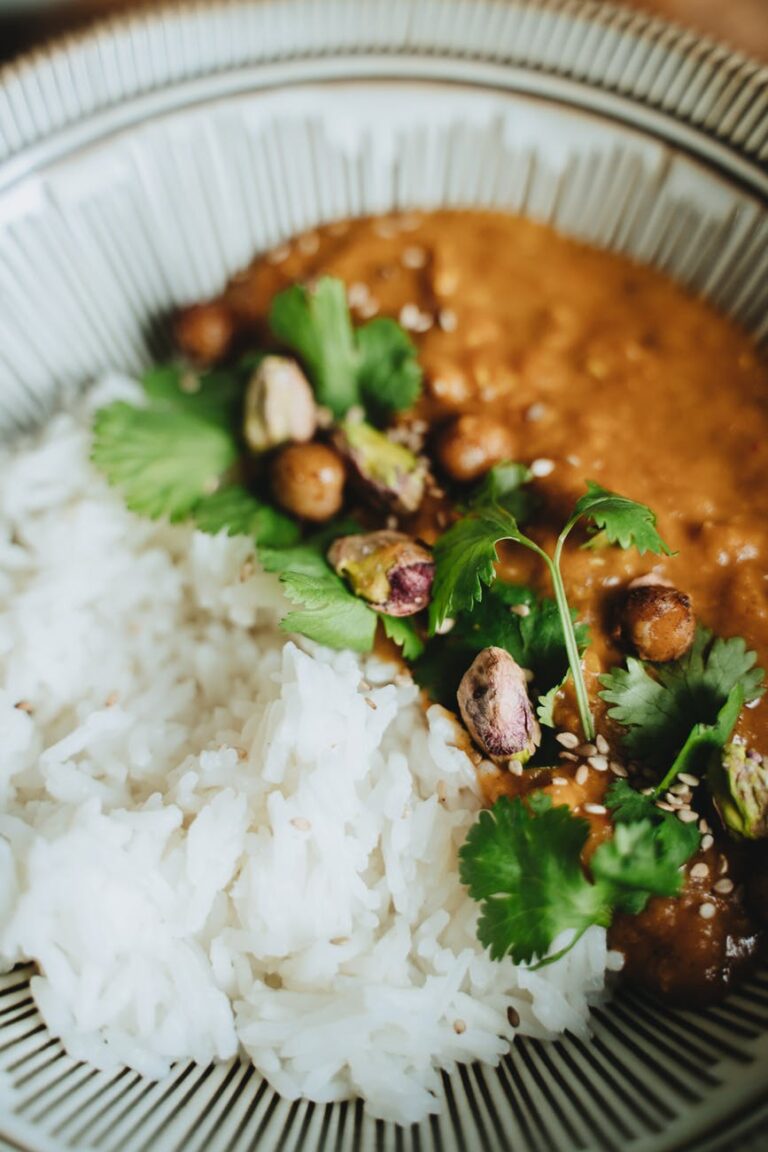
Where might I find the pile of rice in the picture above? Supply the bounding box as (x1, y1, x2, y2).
(0, 378, 620, 1124)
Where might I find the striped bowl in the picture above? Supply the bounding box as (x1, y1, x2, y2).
(0, 2, 767, 1150)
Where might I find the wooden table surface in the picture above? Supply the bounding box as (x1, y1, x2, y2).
(0, 0, 767, 65)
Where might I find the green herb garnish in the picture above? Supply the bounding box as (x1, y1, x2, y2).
(429, 481, 671, 740)
(459, 786, 697, 968)
(270, 278, 422, 420)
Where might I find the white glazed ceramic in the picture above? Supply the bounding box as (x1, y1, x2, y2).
(0, 3, 767, 1150)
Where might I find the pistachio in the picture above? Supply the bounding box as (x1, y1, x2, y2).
(243, 356, 317, 455)
(709, 742, 768, 840)
(328, 530, 434, 617)
(333, 419, 427, 514)
(457, 647, 541, 763)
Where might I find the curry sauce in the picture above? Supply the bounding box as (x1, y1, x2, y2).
(178, 210, 768, 1001)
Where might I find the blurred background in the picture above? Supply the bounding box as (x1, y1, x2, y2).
(0, 0, 767, 64)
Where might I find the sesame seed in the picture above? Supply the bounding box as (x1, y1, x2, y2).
(559, 751, 579, 763)
(357, 298, 380, 319)
(402, 246, 428, 269)
(714, 878, 735, 895)
(438, 308, 458, 333)
(699, 902, 716, 920)
(689, 863, 709, 880)
(701, 834, 714, 851)
(399, 303, 433, 332)
(552, 777, 569, 786)
(609, 761, 628, 778)
(510, 603, 531, 617)
(267, 243, 290, 264)
(584, 803, 607, 816)
(510, 760, 524, 777)
(179, 371, 201, 394)
(435, 617, 455, 636)
(453, 1020, 466, 1035)
(588, 755, 608, 773)
(641, 786, 654, 795)
(575, 764, 589, 786)
(556, 731, 579, 749)
(526, 402, 547, 422)
(291, 817, 311, 832)
(669, 783, 691, 797)
(596, 734, 609, 755)
(507, 1006, 521, 1028)
(655, 801, 676, 813)
(297, 232, 319, 255)
(719, 855, 729, 875)
(531, 458, 556, 478)
(577, 744, 597, 758)
(365, 697, 378, 711)
(678, 773, 700, 787)
(698, 818, 712, 834)
(347, 281, 371, 309)
(677, 809, 699, 824)
(664, 793, 684, 808)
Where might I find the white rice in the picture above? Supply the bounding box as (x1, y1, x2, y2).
(0, 377, 621, 1124)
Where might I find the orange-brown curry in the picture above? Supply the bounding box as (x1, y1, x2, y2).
(177, 210, 768, 1002)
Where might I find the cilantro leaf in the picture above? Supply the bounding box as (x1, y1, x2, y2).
(141, 363, 244, 429)
(92, 402, 238, 522)
(356, 318, 422, 421)
(193, 486, 300, 548)
(606, 778, 700, 869)
(459, 795, 606, 964)
(599, 627, 764, 770)
(269, 278, 358, 418)
(279, 568, 377, 652)
(269, 279, 423, 421)
(467, 461, 532, 521)
(567, 481, 673, 555)
(461, 788, 698, 969)
(381, 615, 424, 661)
(429, 506, 530, 633)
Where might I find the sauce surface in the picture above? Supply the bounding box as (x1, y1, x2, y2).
(188, 210, 768, 999)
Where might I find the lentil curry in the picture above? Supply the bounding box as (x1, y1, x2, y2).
(111, 211, 768, 1004)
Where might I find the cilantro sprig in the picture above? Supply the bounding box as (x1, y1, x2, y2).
(270, 278, 422, 420)
(600, 627, 765, 792)
(459, 783, 698, 968)
(430, 481, 671, 740)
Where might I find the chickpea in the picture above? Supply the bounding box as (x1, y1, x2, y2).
(435, 414, 514, 483)
(270, 442, 345, 522)
(620, 585, 695, 663)
(174, 302, 234, 364)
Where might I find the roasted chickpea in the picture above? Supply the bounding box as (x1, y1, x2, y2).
(620, 585, 695, 663)
(270, 442, 345, 522)
(435, 414, 514, 483)
(174, 302, 235, 364)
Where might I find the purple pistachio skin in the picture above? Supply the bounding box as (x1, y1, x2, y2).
(328, 530, 434, 617)
(457, 647, 541, 762)
(332, 421, 427, 515)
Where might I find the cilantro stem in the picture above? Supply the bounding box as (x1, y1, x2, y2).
(553, 530, 595, 742)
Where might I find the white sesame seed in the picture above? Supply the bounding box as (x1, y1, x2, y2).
(669, 783, 691, 796)
(719, 855, 729, 875)
(575, 765, 589, 786)
(656, 801, 676, 813)
(453, 1020, 466, 1035)
(267, 243, 290, 264)
(698, 902, 716, 920)
(510, 760, 524, 777)
(609, 761, 628, 778)
(677, 809, 699, 824)
(526, 402, 547, 422)
(714, 878, 735, 895)
(531, 458, 556, 478)
(559, 751, 579, 762)
(588, 755, 609, 773)
(701, 834, 714, 851)
(399, 303, 433, 332)
(566, 454, 582, 467)
(595, 734, 609, 755)
(297, 232, 319, 255)
(664, 793, 684, 808)
(438, 308, 458, 333)
(584, 803, 608, 816)
(602, 575, 621, 588)
(689, 863, 709, 880)
(698, 818, 712, 834)
(641, 787, 654, 796)
(678, 773, 700, 787)
(402, 246, 428, 269)
(291, 817, 311, 832)
(435, 617, 455, 636)
(357, 298, 380, 319)
(577, 744, 597, 758)
(510, 603, 531, 617)
(347, 281, 370, 308)
(552, 776, 569, 786)
(556, 731, 579, 749)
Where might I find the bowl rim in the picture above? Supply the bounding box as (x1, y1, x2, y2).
(0, 0, 766, 195)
